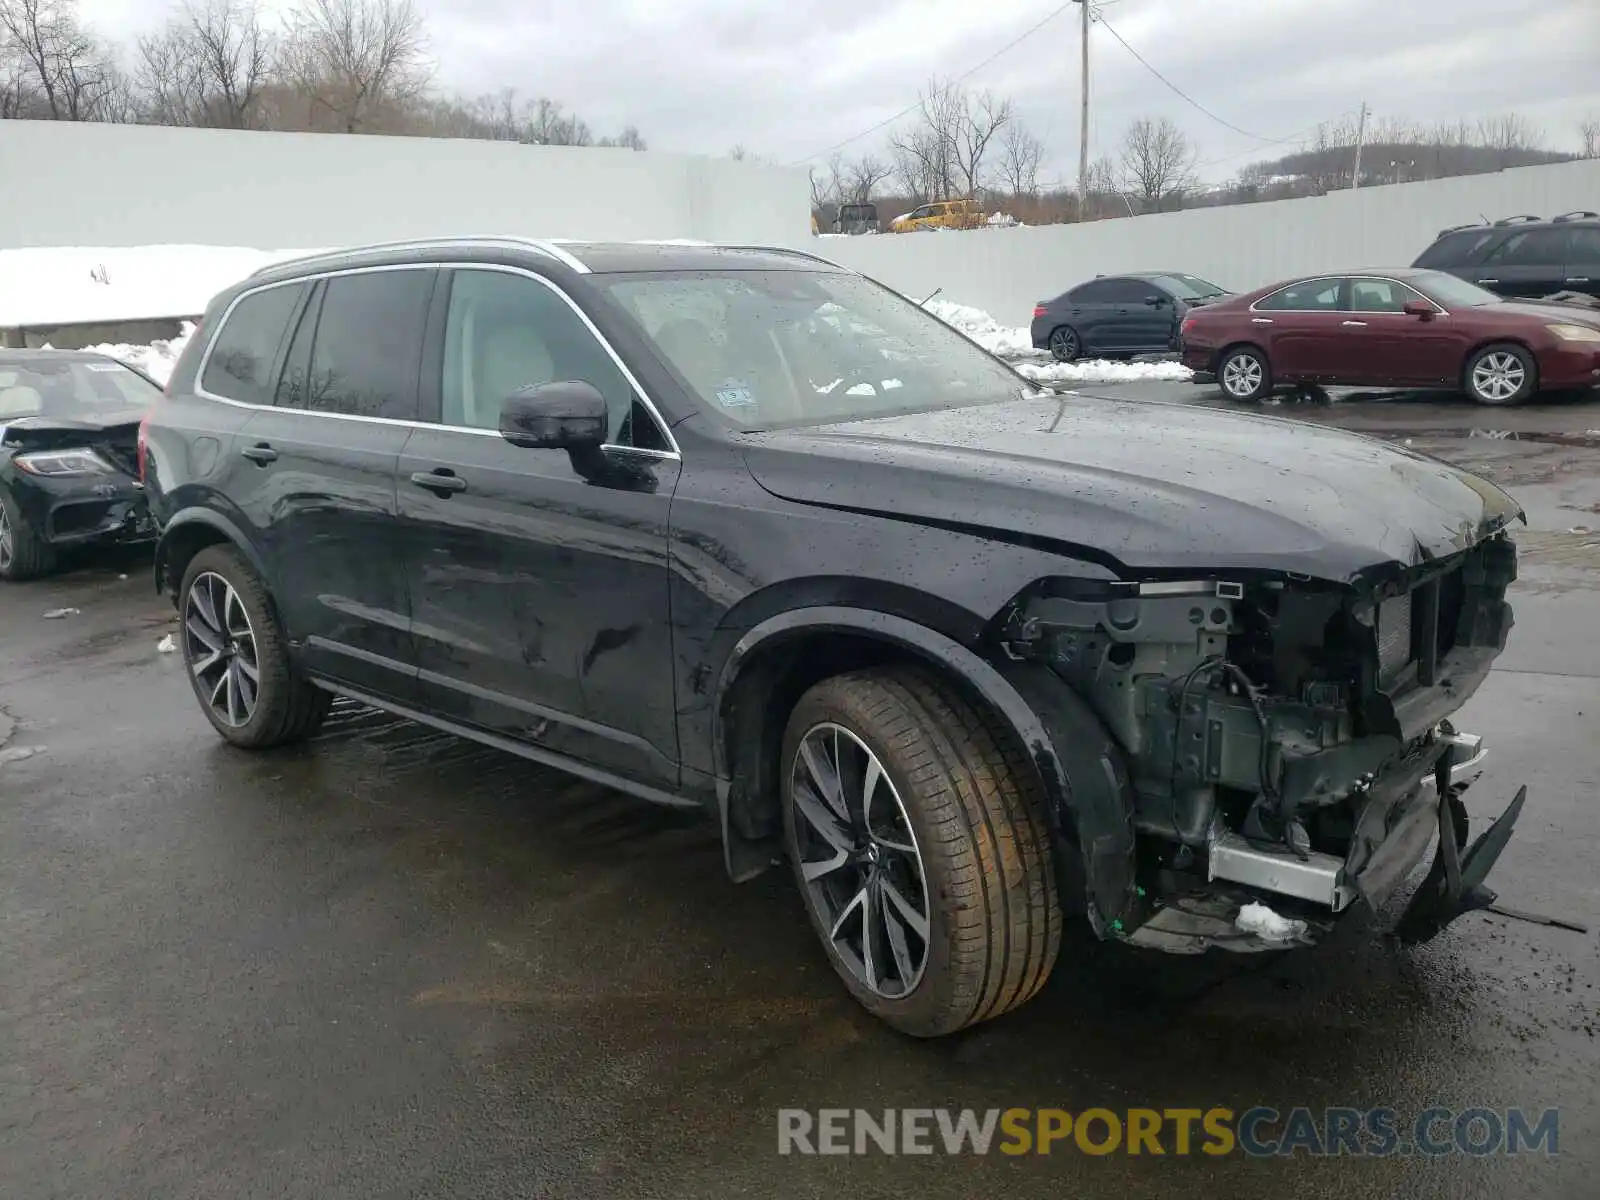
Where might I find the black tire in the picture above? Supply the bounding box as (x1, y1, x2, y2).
(0, 485, 57, 581)
(178, 544, 331, 748)
(780, 667, 1061, 1038)
(1048, 326, 1081, 363)
(1463, 342, 1537, 406)
(1217, 344, 1272, 402)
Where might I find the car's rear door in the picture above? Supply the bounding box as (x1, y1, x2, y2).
(1561, 225, 1600, 295)
(1249, 277, 1345, 379)
(228, 266, 435, 699)
(396, 265, 683, 789)
(1061, 279, 1123, 353)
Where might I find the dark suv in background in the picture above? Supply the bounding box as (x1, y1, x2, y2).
(142, 237, 1527, 1037)
(1412, 211, 1600, 300)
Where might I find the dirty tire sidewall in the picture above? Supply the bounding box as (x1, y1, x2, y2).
(178, 544, 330, 749)
(781, 667, 1062, 1038)
(1464, 342, 1537, 406)
(0, 485, 57, 581)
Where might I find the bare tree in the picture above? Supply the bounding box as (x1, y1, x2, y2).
(952, 89, 1012, 197)
(136, 0, 275, 128)
(1120, 116, 1197, 211)
(597, 124, 646, 150)
(889, 77, 966, 200)
(280, 0, 429, 133)
(1581, 115, 1600, 159)
(1476, 111, 1545, 166)
(843, 153, 892, 203)
(0, 0, 119, 120)
(997, 122, 1045, 198)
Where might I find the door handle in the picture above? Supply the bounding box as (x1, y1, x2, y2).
(409, 469, 467, 495)
(241, 443, 277, 464)
(1566, 277, 1591, 284)
(1251, 317, 1273, 325)
(1341, 320, 1368, 327)
(1476, 278, 1499, 285)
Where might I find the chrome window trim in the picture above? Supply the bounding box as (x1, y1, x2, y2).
(193, 260, 681, 459)
(1249, 274, 1451, 317)
(1346, 277, 1447, 316)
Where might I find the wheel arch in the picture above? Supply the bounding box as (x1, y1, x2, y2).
(154, 508, 267, 599)
(1213, 339, 1268, 374)
(1461, 338, 1540, 401)
(711, 605, 1138, 935)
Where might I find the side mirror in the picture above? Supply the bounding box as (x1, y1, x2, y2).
(1144, 295, 1165, 307)
(1403, 299, 1436, 319)
(500, 381, 608, 450)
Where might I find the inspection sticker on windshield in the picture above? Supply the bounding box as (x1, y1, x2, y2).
(715, 381, 757, 408)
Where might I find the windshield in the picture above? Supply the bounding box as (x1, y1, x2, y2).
(1412, 271, 1501, 308)
(1152, 274, 1228, 299)
(0, 357, 161, 422)
(598, 269, 1030, 429)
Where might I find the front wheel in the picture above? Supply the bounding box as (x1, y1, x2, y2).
(178, 545, 331, 748)
(1464, 343, 1537, 405)
(781, 668, 1061, 1037)
(1218, 345, 1272, 401)
(0, 486, 56, 581)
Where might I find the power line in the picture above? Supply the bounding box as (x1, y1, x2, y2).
(1095, 14, 1302, 145)
(786, 1, 1078, 167)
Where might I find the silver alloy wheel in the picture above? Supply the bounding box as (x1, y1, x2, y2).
(789, 722, 931, 999)
(184, 570, 260, 727)
(1471, 351, 1526, 402)
(1222, 351, 1264, 397)
(0, 501, 12, 572)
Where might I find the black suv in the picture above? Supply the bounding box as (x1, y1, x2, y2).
(144, 238, 1530, 1036)
(1412, 211, 1600, 300)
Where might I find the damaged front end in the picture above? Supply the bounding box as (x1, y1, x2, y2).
(1001, 531, 1527, 953)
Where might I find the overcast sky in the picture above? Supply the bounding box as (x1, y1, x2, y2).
(77, 0, 1600, 182)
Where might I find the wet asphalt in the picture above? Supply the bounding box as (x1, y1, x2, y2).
(2, 384, 1597, 1199)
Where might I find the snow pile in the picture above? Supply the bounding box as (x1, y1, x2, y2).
(927, 296, 1194, 384)
(1235, 902, 1308, 944)
(78, 321, 198, 386)
(0, 245, 320, 328)
(1015, 358, 1195, 384)
(926, 299, 1046, 359)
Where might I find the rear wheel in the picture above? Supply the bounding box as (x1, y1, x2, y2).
(1464, 343, 1537, 406)
(178, 544, 331, 748)
(0, 486, 56, 581)
(1218, 344, 1272, 401)
(780, 668, 1061, 1037)
(1048, 326, 1081, 362)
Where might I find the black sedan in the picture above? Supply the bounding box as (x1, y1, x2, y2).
(1030, 271, 1231, 362)
(0, 350, 160, 580)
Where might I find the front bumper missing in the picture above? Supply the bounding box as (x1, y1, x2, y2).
(1126, 732, 1528, 953)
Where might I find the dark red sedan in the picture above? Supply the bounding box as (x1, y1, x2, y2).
(1179, 268, 1600, 405)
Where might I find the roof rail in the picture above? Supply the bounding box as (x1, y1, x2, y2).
(1552, 210, 1599, 223)
(717, 244, 849, 270)
(249, 235, 591, 277)
(1491, 214, 1542, 227)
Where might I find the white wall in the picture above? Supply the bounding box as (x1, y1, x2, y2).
(0, 120, 810, 249)
(808, 159, 1600, 323)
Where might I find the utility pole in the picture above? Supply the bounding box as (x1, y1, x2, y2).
(1074, 0, 1090, 217)
(1350, 101, 1369, 190)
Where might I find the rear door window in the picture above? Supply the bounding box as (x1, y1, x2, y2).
(1255, 279, 1343, 311)
(1068, 279, 1135, 303)
(1483, 229, 1566, 267)
(200, 283, 306, 405)
(277, 269, 433, 421)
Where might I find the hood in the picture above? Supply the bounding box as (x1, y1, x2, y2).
(1, 407, 147, 445)
(1486, 299, 1600, 325)
(739, 395, 1523, 585)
